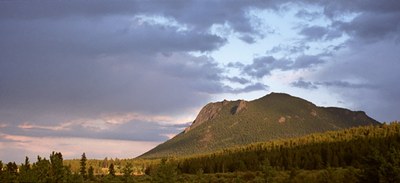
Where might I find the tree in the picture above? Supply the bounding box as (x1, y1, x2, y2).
(122, 162, 134, 183)
(262, 159, 275, 183)
(32, 156, 51, 183)
(6, 162, 17, 175)
(19, 156, 33, 182)
(50, 151, 65, 182)
(109, 163, 116, 177)
(88, 165, 95, 181)
(152, 158, 178, 183)
(79, 153, 87, 179)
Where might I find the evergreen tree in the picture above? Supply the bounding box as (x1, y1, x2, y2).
(152, 158, 178, 183)
(32, 156, 51, 183)
(19, 156, 33, 182)
(88, 165, 95, 181)
(262, 159, 275, 183)
(79, 152, 87, 179)
(109, 163, 116, 177)
(122, 162, 134, 183)
(50, 151, 65, 182)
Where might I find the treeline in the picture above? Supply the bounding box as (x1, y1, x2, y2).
(0, 152, 150, 183)
(1, 122, 400, 182)
(160, 122, 400, 182)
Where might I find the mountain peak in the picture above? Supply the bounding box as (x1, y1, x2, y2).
(141, 92, 379, 158)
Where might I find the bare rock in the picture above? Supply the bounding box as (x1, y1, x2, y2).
(231, 100, 247, 114)
(185, 101, 227, 133)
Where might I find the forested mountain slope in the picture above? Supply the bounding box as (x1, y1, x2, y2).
(141, 92, 378, 158)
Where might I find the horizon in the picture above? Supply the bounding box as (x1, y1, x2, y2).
(1, 0, 400, 163)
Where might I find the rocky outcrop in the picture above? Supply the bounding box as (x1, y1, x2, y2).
(231, 100, 247, 115)
(185, 100, 230, 133)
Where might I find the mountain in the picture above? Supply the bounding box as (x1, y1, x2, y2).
(140, 92, 379, 158)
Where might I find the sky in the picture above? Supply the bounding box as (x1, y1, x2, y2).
(1, 0, 399, 163)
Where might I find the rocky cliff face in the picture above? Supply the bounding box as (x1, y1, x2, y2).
(185, 100, 230, 133)
(232, 100, 247, 114)
(184, 99, 248, 133)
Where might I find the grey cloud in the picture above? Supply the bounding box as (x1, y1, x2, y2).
(291, 79, 373, 90)
(0, 52, 226, 125)
(0, 120, 183, 142)
(291, 55, 326, 69)
(242, 56, 290, 78)
(300, 26, 329, 40)
(227, 62, 245, 68)
(291, 79, 318, 89)
(267, 44, 311, 55)
(315, 81, 374, 89)
(337, 12, 400, 42)
(225, 76, 251, 85)
(224, 83, 269, 94)
(242, 55, 325, 78)
(299, 25, 342, 41)
(0, 17, 226, 57)
(308, 0, 400, 42)
(0, 0, 286, 43)
(295, 9, 321, 21)
(315, 38, 400, 122)
(233, 83, 269, 93)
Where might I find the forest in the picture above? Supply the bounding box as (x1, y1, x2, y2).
(1, 122, 399, 182)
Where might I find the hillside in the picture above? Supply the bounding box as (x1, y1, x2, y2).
(140, 92, 379, 158)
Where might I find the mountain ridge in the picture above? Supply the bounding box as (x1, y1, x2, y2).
(140, 92, 379, 158)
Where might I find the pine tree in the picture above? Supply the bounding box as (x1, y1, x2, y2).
(79, 152, 87, 179)
(50, 152, 65, 182)
(122, 162, 134, 183)
(109, 163, 116, 177)
(88, 165, 95, 181)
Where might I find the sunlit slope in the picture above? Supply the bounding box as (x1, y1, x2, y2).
(140, 93, 379, 158)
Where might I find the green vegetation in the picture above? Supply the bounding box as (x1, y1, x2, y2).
(1, 122, 399, 182)
(141, 93, 378, 158)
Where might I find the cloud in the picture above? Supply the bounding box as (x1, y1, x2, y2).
(225, 76, 251, 85)
(228, 83, 269, 94)
(291, 78, 318, 89)
(314, 37, 400, 122)
(0, 134, 160, 163)
(315, 81, 374, 89)
(241, 54, 326, 78)
(299, 26, 329, 40)
(295, 9, 321, 21)
(1, 110, 191, 142)
(1, 0, 400, 162)
(308, 1, 400, 43)
(299, 25, 343, 41)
